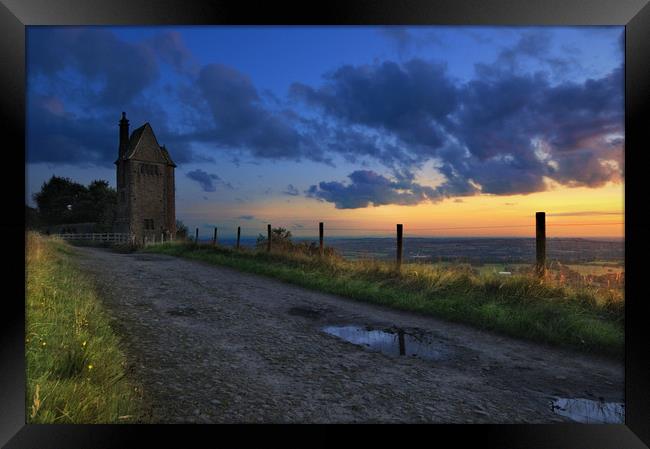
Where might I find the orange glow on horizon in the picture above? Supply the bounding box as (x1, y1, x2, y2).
(180, 182, 624, 239)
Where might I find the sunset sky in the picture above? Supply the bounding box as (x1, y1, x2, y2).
(26, 26, 624, 239)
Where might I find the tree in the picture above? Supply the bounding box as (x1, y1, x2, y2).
(32, 176, 117, 227)
(256, 227, 293, 250)
(87, 180, 117, 231)
(176, 220, 188, 240)
(33, 176, 88, 225)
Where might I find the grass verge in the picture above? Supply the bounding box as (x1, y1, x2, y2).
(145, 242, 624, 358)
(26, 232, 144, 423)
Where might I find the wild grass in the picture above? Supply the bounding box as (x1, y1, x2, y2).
(26, 232, 144, 423)
(146, 241, 624, 357)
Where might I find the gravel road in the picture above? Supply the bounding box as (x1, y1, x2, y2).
(74, 247, 623, 423)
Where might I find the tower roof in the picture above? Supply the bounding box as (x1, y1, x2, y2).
(116, 122, 176, 167)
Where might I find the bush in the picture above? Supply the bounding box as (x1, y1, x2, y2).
(255, 227, 341, 258)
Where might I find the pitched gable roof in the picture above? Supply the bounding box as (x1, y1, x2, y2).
(118, 122, 176, 166)
(160, 146, 176, 167)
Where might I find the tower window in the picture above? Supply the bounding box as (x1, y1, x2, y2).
(144, 219, 154, 230)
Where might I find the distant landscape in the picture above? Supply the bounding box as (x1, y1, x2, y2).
(206, 236, 624, 265)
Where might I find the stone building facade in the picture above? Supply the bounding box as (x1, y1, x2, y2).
(113, 112, 176, 242)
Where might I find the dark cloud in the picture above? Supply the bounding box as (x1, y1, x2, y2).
(283, 184, 300, 196)
(300, 51, 622, 206)
(194, 64, 324, 161)
(450, 67, 623, 193)
(306, 170, 450, 209)
(474, 31, 580, 81)
(146, 31, 198, 75)
(186, 169, 232, 192)
(27, 95, 116, 166)
(291, 59, 458, 154)
(28, 28, 623, 207)
(27, 29, 205, 167)
(26, 94, 200, 167)
(29, 28, 159, 106)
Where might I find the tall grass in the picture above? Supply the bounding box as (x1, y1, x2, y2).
(26, 232, 144, 423)
(146, 242, 624, 357)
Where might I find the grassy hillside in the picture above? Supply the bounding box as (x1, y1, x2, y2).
(146, 241, 624, 357)
(26, 232, 144, 423)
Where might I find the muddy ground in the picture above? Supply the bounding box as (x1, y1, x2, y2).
(73, 247, 623, 423)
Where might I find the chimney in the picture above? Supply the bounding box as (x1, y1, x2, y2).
(119, 111, 129, 158)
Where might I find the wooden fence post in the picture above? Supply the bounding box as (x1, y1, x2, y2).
(396, 224, 403, 270)
(267, 224, 272, 252)
(319, 222, 324, 257)
(213, 227, 218, 246)
(195, 227, 199, 245)
(536, 212, 546, 277)
(236, 226, 241, 249)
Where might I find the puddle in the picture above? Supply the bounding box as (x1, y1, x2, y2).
(551, 398, 624, 423)
(167, 306, 197, 316)
(322, 325, 447, 361)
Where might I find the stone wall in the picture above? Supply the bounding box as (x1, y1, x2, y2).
(129, 160, 169, 242)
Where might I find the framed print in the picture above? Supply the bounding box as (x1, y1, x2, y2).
(2, 0, 649, 447)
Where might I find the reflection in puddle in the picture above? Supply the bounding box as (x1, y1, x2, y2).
(551, 398, 624, 423)
(322, 325, 447, 361)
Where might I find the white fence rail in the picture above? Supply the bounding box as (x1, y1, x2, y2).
(55, 233, 132, 243)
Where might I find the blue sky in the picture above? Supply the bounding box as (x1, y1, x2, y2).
(26, 26, 624, 237)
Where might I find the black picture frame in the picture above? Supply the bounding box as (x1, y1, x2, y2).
(2, 0, 649, 447)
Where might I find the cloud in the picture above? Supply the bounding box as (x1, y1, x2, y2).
(27, 28, 206, 167)
(27, 27, 623, 205)
(26, 94, 201, 167)
(146, 31, 198, 75)
(474, 30, 581, 81)
(237, 215, 255, 220)
(27, 95, 116, 165)
(186, 169, 232, 192)
(283, 184, 300, 196)
(306, 170, 457, 209)
(291, 59, 459, 154)
(449, 67, 623, 193)
(378, 27, 444, 55)
(193, 64, 325, 162)
(296, 51, 622, 205)
(29, 28, 159, 106)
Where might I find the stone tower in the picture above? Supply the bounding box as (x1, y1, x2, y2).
(114, 112, 176, 242)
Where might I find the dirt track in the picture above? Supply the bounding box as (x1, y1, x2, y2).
(74, 246, 623, 423)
